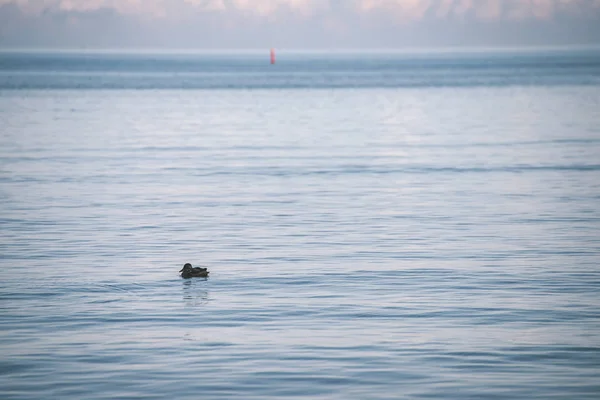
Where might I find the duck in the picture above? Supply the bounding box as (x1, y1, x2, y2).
(179, 263, 209, 279)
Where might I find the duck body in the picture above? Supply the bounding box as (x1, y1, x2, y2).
(180, 263, 209, 279)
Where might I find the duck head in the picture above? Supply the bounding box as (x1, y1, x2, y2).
(179, 263, 193, 273)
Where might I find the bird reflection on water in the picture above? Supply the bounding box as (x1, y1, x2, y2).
(182, 279, 209, 307)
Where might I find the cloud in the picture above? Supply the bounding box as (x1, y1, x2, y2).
(2, 0, 600, 19)
(1, 0, 599, 48)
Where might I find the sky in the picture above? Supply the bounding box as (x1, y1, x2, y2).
(0, 0, 599, 49)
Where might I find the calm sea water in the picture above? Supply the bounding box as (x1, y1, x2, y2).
(1, 49, 600, 399)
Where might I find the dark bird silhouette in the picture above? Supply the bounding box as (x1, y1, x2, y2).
(179, 263, 209, 279)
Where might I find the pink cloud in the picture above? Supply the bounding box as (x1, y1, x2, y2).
(1, 0, 599, 19)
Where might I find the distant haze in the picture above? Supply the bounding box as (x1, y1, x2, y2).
(1, 0, 599, 49)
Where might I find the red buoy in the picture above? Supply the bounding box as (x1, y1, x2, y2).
(270, 48, 276, 65)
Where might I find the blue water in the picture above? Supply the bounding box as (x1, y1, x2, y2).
(1, 49, 600, 399)
(1, 48, 600, 89)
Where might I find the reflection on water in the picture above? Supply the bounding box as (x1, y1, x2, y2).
(182, 279, 210, 307)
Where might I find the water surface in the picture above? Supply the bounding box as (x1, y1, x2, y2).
(1, 49, 600, 399)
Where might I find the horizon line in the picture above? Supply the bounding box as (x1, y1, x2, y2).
(2, 44, 600, 55)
